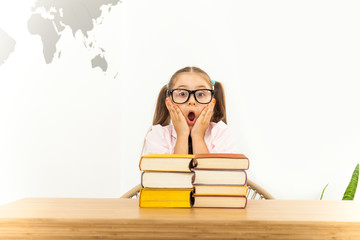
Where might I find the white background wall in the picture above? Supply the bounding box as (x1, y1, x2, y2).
(1, 0, 360, 205)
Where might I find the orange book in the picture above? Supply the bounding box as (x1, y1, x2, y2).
(193, 153, 249, 170)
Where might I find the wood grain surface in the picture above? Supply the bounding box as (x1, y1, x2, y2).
(0, 198, 359, 239)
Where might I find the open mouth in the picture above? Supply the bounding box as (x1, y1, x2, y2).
(187, 111, 196, 125)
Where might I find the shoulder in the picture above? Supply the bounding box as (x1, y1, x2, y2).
(143, 124, 175, 155)
(207, 120, 231, 134)
(206, 120, 235, 141)
(147, 124, 176, 139)
(150, 124, 174, 133)
(213, 120, 229, 128)
(204, 121, 236, 153)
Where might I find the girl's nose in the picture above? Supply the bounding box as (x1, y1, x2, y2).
(187, 94, 196, 105)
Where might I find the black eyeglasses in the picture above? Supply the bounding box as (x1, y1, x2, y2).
(168, 88, 214, 104)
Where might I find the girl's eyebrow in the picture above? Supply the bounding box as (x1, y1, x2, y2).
(177, 85, 207, 88)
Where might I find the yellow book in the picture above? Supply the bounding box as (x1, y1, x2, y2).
(139, 188, 194, 208)
(139, 154, 195, 172)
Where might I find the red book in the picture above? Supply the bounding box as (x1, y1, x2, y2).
(192, 195, 247, 209)
(193, 153, 249, 170)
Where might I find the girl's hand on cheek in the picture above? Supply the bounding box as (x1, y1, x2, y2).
(165, 97, 190, 138)
(191, 99, 215, 139)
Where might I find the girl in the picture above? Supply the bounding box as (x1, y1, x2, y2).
(142, 66, 236, 155)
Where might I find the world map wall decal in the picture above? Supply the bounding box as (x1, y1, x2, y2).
(0, 28, 16, 66)
(27, 0, 121, 73)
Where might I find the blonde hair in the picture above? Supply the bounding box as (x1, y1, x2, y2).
(153, 66, 227, 126)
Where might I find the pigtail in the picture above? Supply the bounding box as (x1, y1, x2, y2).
(211, 81, 227, 124)
(152, 85, 171, 126)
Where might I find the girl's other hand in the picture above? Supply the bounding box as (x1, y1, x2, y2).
(191, 99, 215, 139)
(165, 97, 190, 138)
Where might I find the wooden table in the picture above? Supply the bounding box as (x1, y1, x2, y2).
(0, 198, 360, 239)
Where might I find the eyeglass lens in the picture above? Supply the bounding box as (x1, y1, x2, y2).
(172, 89, 212, 104)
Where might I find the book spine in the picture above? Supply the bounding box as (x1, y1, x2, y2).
(138, 188, 143, 207)
(193, 194, 247, 197)
(192, 206, 246, 209)
(191, 158, 198, 168)
(193, 167, 249, 171)
(138, 156, 143, 171)
(140, 169, 193, 173)
(140, 171, 145, 188)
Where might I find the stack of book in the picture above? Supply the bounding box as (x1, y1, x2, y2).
(192, 153, 249, 209)
(138, 154, 195, 208)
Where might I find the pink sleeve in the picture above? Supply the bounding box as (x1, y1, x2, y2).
(142, 125, 173, 155)
(207, 121, 236, 153)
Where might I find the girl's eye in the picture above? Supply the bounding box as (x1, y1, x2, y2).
(196, 91, 206, 97)
(174, 90, 188, 98)
(179, 92, 186, 97)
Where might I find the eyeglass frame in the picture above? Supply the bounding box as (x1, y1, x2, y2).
(167, 88, 215, 104)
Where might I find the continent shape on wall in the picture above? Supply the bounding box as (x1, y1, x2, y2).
(0, 28, 16, 66)
(27, 0, 121, 72)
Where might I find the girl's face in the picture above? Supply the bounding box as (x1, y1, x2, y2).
(171, 72, 215, 128)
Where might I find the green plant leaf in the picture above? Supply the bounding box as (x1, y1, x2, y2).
(342, 163, 359, 200)
(320, 183, 328, 200)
